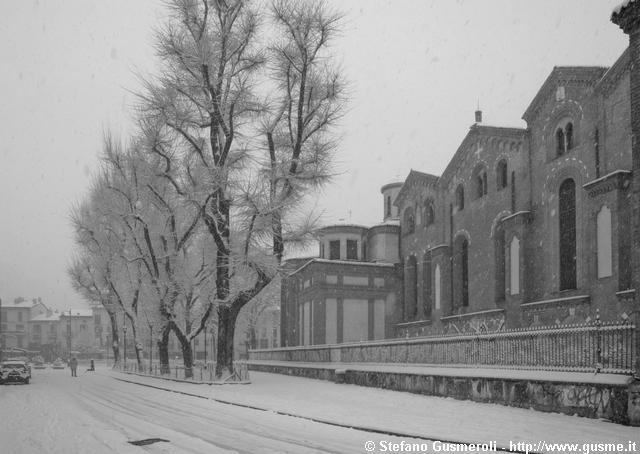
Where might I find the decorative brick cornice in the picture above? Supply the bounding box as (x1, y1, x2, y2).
(582, 170, 632, 198)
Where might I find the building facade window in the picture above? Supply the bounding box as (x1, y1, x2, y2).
(510, 171, 516, 212)
(385, 195, 391, 218)
(424, 201, 435, 226)
(496, 160, 508, 189)
(405, 256, 418, 320)
(559, 178, 577, 290)
(596, 205, 613, 278)
(472, 165, 488, 200)
(346, 239, 358, 260)
(329, 240, 340, 260)
(434, 264, 441, 310)
(456, 184, 465, 211)
(404, 207, 415, 234)
(594, 129, 601, 178)
(510, 236, 520, 295)
(422, 253, 432, 317)
(453, 236, 469, 307)
(556, 120, 574, 157)
(494, 224, 506, 302)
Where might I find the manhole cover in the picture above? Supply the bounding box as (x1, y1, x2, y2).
(128, 438, 170, 446)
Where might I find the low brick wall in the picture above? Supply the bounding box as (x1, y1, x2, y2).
(248, 361, 632, 424)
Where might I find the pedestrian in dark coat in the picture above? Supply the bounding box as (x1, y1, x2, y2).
(70, 357, 78, 377)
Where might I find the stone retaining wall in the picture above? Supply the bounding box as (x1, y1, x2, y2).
(248, 362, 631, 424)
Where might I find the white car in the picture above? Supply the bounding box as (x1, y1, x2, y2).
(0, 361, 30, 384)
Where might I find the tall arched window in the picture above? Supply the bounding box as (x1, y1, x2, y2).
(556, 120, 575, 157)
(510, 236, 520, 295)
(510, 171, 516, 212)
(454, 236, 469, 307)
(456, 184, 465, 211)
(422, 253, 432, 317)
(494, 224, 505, 302)
(559, 178, 577, 290)
(596, 205, 612, 278)
(403, 207, 415, 235)
(496, 160, 508, 189)
(556, 128, 565, 156)
(434, 264, 441, 310)
(472, 165, 487, 199)
(424, 200, 435, 226)
(405, 256, 418, 320)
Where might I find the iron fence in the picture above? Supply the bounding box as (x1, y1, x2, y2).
(250, 320, 637, 375)
(117, 360, 250, 382)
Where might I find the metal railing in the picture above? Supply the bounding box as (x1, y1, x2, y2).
(250, 320, 637, 375)
(117, 360, 250, 382)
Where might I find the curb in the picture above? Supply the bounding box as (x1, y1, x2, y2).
(111, 374, 539, 454)
(117, 370, 250, 385)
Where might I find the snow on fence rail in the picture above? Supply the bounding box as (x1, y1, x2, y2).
(249, 320, 637, 374)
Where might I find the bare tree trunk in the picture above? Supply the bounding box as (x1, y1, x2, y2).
(215, 305, 239, 378)
(108, 311, 120, 367)
(158, 324, 171, 374)
(172, 323, 194, 379)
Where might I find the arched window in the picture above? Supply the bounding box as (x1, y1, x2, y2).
(556, 128, 565, 156)
(385, 196, 391, 218)
(456, 185, 465, 211)
(496, 160, 508, 189)
(556, 120, 575, 157)
(434, 264, 441, 310)
(494, 224, 505, 302)
(422, 253, 432, 317)
(403, 207, 415, 234)
(424, 200, 435, 226)
(510, 236, 520, 295)
(559, 178, 577, 290)
(511, 171, 516, 212)
(472, 165, 487, 199)
(565, 122, 573, 150)
(405, 256, 418, 320)
(453, 236, 469, 307)
(596, 205, 612, 278)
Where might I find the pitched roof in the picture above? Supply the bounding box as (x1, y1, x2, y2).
(440, 124, 526, 184)
(29, 313, 61, 322)
(59, 309, 93, 318)
(522, 66, 609, 123)
(394, 169, 439, 207)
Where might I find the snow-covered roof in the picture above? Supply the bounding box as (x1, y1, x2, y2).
(29, 313, 61, 322)
(60, 309, 93, 318)
(0, 299, 34, 308)
(613, 0, 636, 15)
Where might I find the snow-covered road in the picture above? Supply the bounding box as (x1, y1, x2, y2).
(0, 367, 413, 454)
(2, 367, 639, 454)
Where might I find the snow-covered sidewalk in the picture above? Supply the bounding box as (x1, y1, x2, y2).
(107, 369, 640, 449)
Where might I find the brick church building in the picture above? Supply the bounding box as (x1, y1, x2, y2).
(281, 28, 639, 347)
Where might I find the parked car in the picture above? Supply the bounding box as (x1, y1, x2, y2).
(32, 356, 46, 369)
(0, 360, 30, 384)
(51, 359, 65, 369)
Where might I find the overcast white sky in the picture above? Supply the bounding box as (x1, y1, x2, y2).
(0, 1, 629, 311)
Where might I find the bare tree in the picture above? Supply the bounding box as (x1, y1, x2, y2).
(263, 0, 347, 263)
